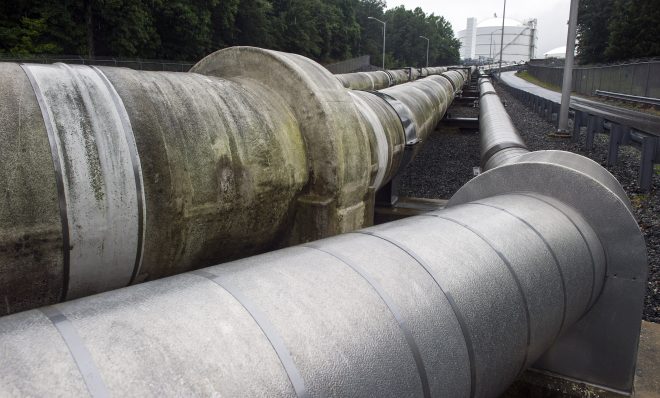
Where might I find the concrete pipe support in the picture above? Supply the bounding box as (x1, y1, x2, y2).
(0, 47, 465, 315)
(0, 151, 645, 396)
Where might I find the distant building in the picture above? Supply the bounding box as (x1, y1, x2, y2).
(458, 17, 538, 63)
(543, 45, 577, 59)
(461, 18, 478, 60)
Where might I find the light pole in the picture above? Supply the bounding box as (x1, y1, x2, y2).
(368, 16, 386, 69)
(419, 35, 429, 67)
(558, 0, 580, 133)
(489, 28, 502, 61)
(498, 0, 507, 78)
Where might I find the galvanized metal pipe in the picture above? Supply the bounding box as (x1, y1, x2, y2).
(469, 77, 646, 393)
(0, 47, 465, 315)
(478, 77, 529, 170)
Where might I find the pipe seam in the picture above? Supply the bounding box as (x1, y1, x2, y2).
(20, 63, 71, 301)
(481, 142, 529, 168)
(303, 244, 431, 398)
(40, 306, 110, 397)
(192, 269, 308, 398)
(20, 63, 142, 300)
(467, 201, 568, 339)
(91, 66, 146, 285)
(513, 192, 601, 311)
(352, 230, 477, 398)
(429, 214, 532, 377)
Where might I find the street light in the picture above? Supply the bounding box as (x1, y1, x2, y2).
(489, 28, 502, 60)
(498, 0, 507, 78)
(419, 36, 429, 67)
(368, 16, 386, 69)
(558, 0, 580, 133)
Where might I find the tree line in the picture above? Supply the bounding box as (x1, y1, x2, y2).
(577, 0, 659, 64)
(0, 0, 460, 67)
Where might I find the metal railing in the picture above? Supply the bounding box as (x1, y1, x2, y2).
(595, 90, 660, 107)
(526, 60, 660, 99)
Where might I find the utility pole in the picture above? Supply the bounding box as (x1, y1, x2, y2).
(498, 0, 507, 78)
(368, 17, 386, 69)
(558, 0, 580, 134)
(490, 28, 502, 61)
(419, 36, 429, 67)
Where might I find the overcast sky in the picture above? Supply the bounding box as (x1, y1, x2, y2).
(387, 0, 571, 55)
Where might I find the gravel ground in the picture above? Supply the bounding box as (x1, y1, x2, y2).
(398, 84, 659, 323)
(398, 104, 480, 198)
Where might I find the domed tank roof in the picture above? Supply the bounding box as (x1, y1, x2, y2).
(477, 17, 523, 28)
(544, 45, 577, 58)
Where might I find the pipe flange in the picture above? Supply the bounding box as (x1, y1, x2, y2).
(191, 46, 373, 241)
(449, 150, 644, 279)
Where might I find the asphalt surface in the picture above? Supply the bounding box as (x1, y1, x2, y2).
(500, 71, 660, 136)
(398, 83, 659, 323)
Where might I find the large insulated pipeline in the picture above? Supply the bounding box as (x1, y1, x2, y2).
(335, 66, 451, 91)
(0, 47, 466, 315)
(0, 118, 645, 395)
(478, 77, 529, 170)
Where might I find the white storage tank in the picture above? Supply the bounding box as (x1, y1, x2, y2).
(459, 17, 537, 63)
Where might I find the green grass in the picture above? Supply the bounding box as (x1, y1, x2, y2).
(630, 193, 649, 208)
(515, 70, 562, 92)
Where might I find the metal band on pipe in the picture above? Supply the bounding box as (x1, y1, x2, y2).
(354, 230, 476, 398)
(368, 91, 420, 175)
(20, 63, 142, 300)
(91, 66, 146, 285)
(40, 307, 110, 398)
(192, 270, 308, 398)
(428, 215, 532, 377)
(481, 142, 528, 168)
(514, 193, 603, 310)
(368, 91, 419, 146)
(304, 244, 432, 398)
(467, 202, 568, 338)
(20, 64, 72, 301)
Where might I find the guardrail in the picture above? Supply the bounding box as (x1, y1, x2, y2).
(595, 90, 660, 107)
(527, 61, 660, 99)
(496, 75, 660, 191)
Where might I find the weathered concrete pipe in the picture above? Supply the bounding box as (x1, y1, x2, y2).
(0, 150, 645, 396)
(335, 66, 449, 91)
(335, 70, 392, 90)
(0, 46, 465, 315)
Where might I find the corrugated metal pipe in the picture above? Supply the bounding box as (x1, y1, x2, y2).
(0, 76, 646, 397)
(0, 46, 465, 315)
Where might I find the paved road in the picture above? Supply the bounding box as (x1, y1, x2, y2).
(500, 71, 660, 135)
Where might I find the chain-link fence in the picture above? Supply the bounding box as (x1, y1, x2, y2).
(527, 60, 660, 98)
(0, 54, 195, 72)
